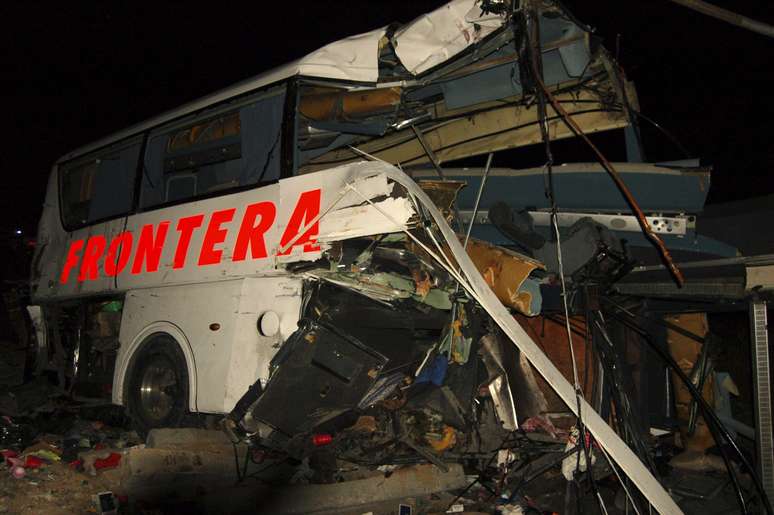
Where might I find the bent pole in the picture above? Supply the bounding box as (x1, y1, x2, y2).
(668, 0, 774, 39)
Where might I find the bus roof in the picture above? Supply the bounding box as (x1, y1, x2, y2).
(57, 0, 506, 164)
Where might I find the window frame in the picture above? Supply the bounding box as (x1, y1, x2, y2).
(136, 85, 287, 213)
(57, 135, 144, 232)
(57, 82, 294, 231)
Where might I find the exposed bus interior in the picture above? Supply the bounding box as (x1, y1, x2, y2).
(292, 5, 632, 175)
(33, 296, 124, 400)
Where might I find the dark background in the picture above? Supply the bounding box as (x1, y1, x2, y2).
(2, 1, 773, 237)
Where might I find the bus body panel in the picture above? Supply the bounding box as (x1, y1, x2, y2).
(32, 162, 413, 415)
(113, 276, 303, 414)
(36, 164, 411, 303)
(115, 184, 282, 293)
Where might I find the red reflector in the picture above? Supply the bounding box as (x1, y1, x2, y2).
(312, 433, 332, 447)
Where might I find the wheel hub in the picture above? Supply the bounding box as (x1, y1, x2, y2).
(138, 355, 179, 423)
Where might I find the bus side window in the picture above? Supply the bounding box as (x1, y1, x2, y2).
(140, 87, 285, 210)
(60, 140, 141, 230)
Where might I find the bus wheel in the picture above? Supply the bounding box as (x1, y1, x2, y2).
(126, 335, 189, 437)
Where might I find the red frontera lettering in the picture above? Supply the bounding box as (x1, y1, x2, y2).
(173, 214, 204, 269)
(278, 189, 321, 255)
(233, 201, 276, 261)
(131, 222, 170, 274)
(58, 188, 323, 284)
(199, 209, 236, 266)
(60, 239, 85, 284)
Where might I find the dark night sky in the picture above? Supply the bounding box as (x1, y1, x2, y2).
(2, 1, 773, 237)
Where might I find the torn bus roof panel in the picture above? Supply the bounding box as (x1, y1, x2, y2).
(294, 27, 386, 83)
(298, 0, 632, 171)
(392, 0, 506, 75)
(302, 88, 629, 171)
(297, 0, 509, 81)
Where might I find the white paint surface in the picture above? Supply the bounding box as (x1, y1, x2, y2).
(393, 0, 505, 75)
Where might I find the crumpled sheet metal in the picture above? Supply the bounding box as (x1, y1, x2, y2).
(276, 165, 415, 263)
(464, 238, 544, 316)
(417, 180, 467, 224)
(297, 0, 506, 82)
(480, 332, 550, 431)
(480, 333, 519, 431)
(393, 0, 506, 75)
(338, 163, 683, 515)
(296, 26, 387, 83)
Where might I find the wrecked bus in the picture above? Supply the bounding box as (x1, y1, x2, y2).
(23, 1, 728, 512)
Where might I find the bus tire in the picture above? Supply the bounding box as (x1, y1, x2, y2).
(126, 334, 189, 437)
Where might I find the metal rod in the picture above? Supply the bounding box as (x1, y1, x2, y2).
(411, 125, 446, 181)
(463, 152, 494, 249)
(750, 300, 774, 505)
(632, 253, 774, 273)
(667, 0, 774, 39)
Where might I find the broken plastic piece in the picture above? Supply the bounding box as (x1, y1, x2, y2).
(93, 452, 121, 471)
(10, 464, 25, 479)
(23, 455, 43, 469)
(415, 354, 448, 386)
(464, 238, 544, 316)
(426, 425, 456, 452)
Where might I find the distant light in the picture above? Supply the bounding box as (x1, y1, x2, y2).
(14, 229, 22, 235)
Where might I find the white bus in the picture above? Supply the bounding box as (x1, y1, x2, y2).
(26, 2, 678, 509)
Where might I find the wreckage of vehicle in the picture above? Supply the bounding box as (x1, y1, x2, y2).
(24, 0, 774, 513)
(210, 161, 680, 515)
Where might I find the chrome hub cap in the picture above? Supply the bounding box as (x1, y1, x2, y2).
(138, 355, 178, 422)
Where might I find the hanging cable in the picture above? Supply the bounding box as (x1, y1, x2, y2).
(526, 53, 685, 287)
(607, 309, 749, 514)
(603, 299, 773, 515)
(520, 4, 607, 513)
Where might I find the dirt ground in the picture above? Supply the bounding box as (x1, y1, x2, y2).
(0, 459, 121, 515)
(0, 401, 144, 515)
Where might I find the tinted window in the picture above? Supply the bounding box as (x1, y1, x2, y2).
(60, 139, 141, 229)
(140, 87, 285, 209)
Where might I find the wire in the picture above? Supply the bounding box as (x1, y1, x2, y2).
(528, 60, 685, 287)
(631, 111, 692, 159)
(523, 5, 606, 513)
(598, 443, 643, 515)
(603, 299, 772, 515)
